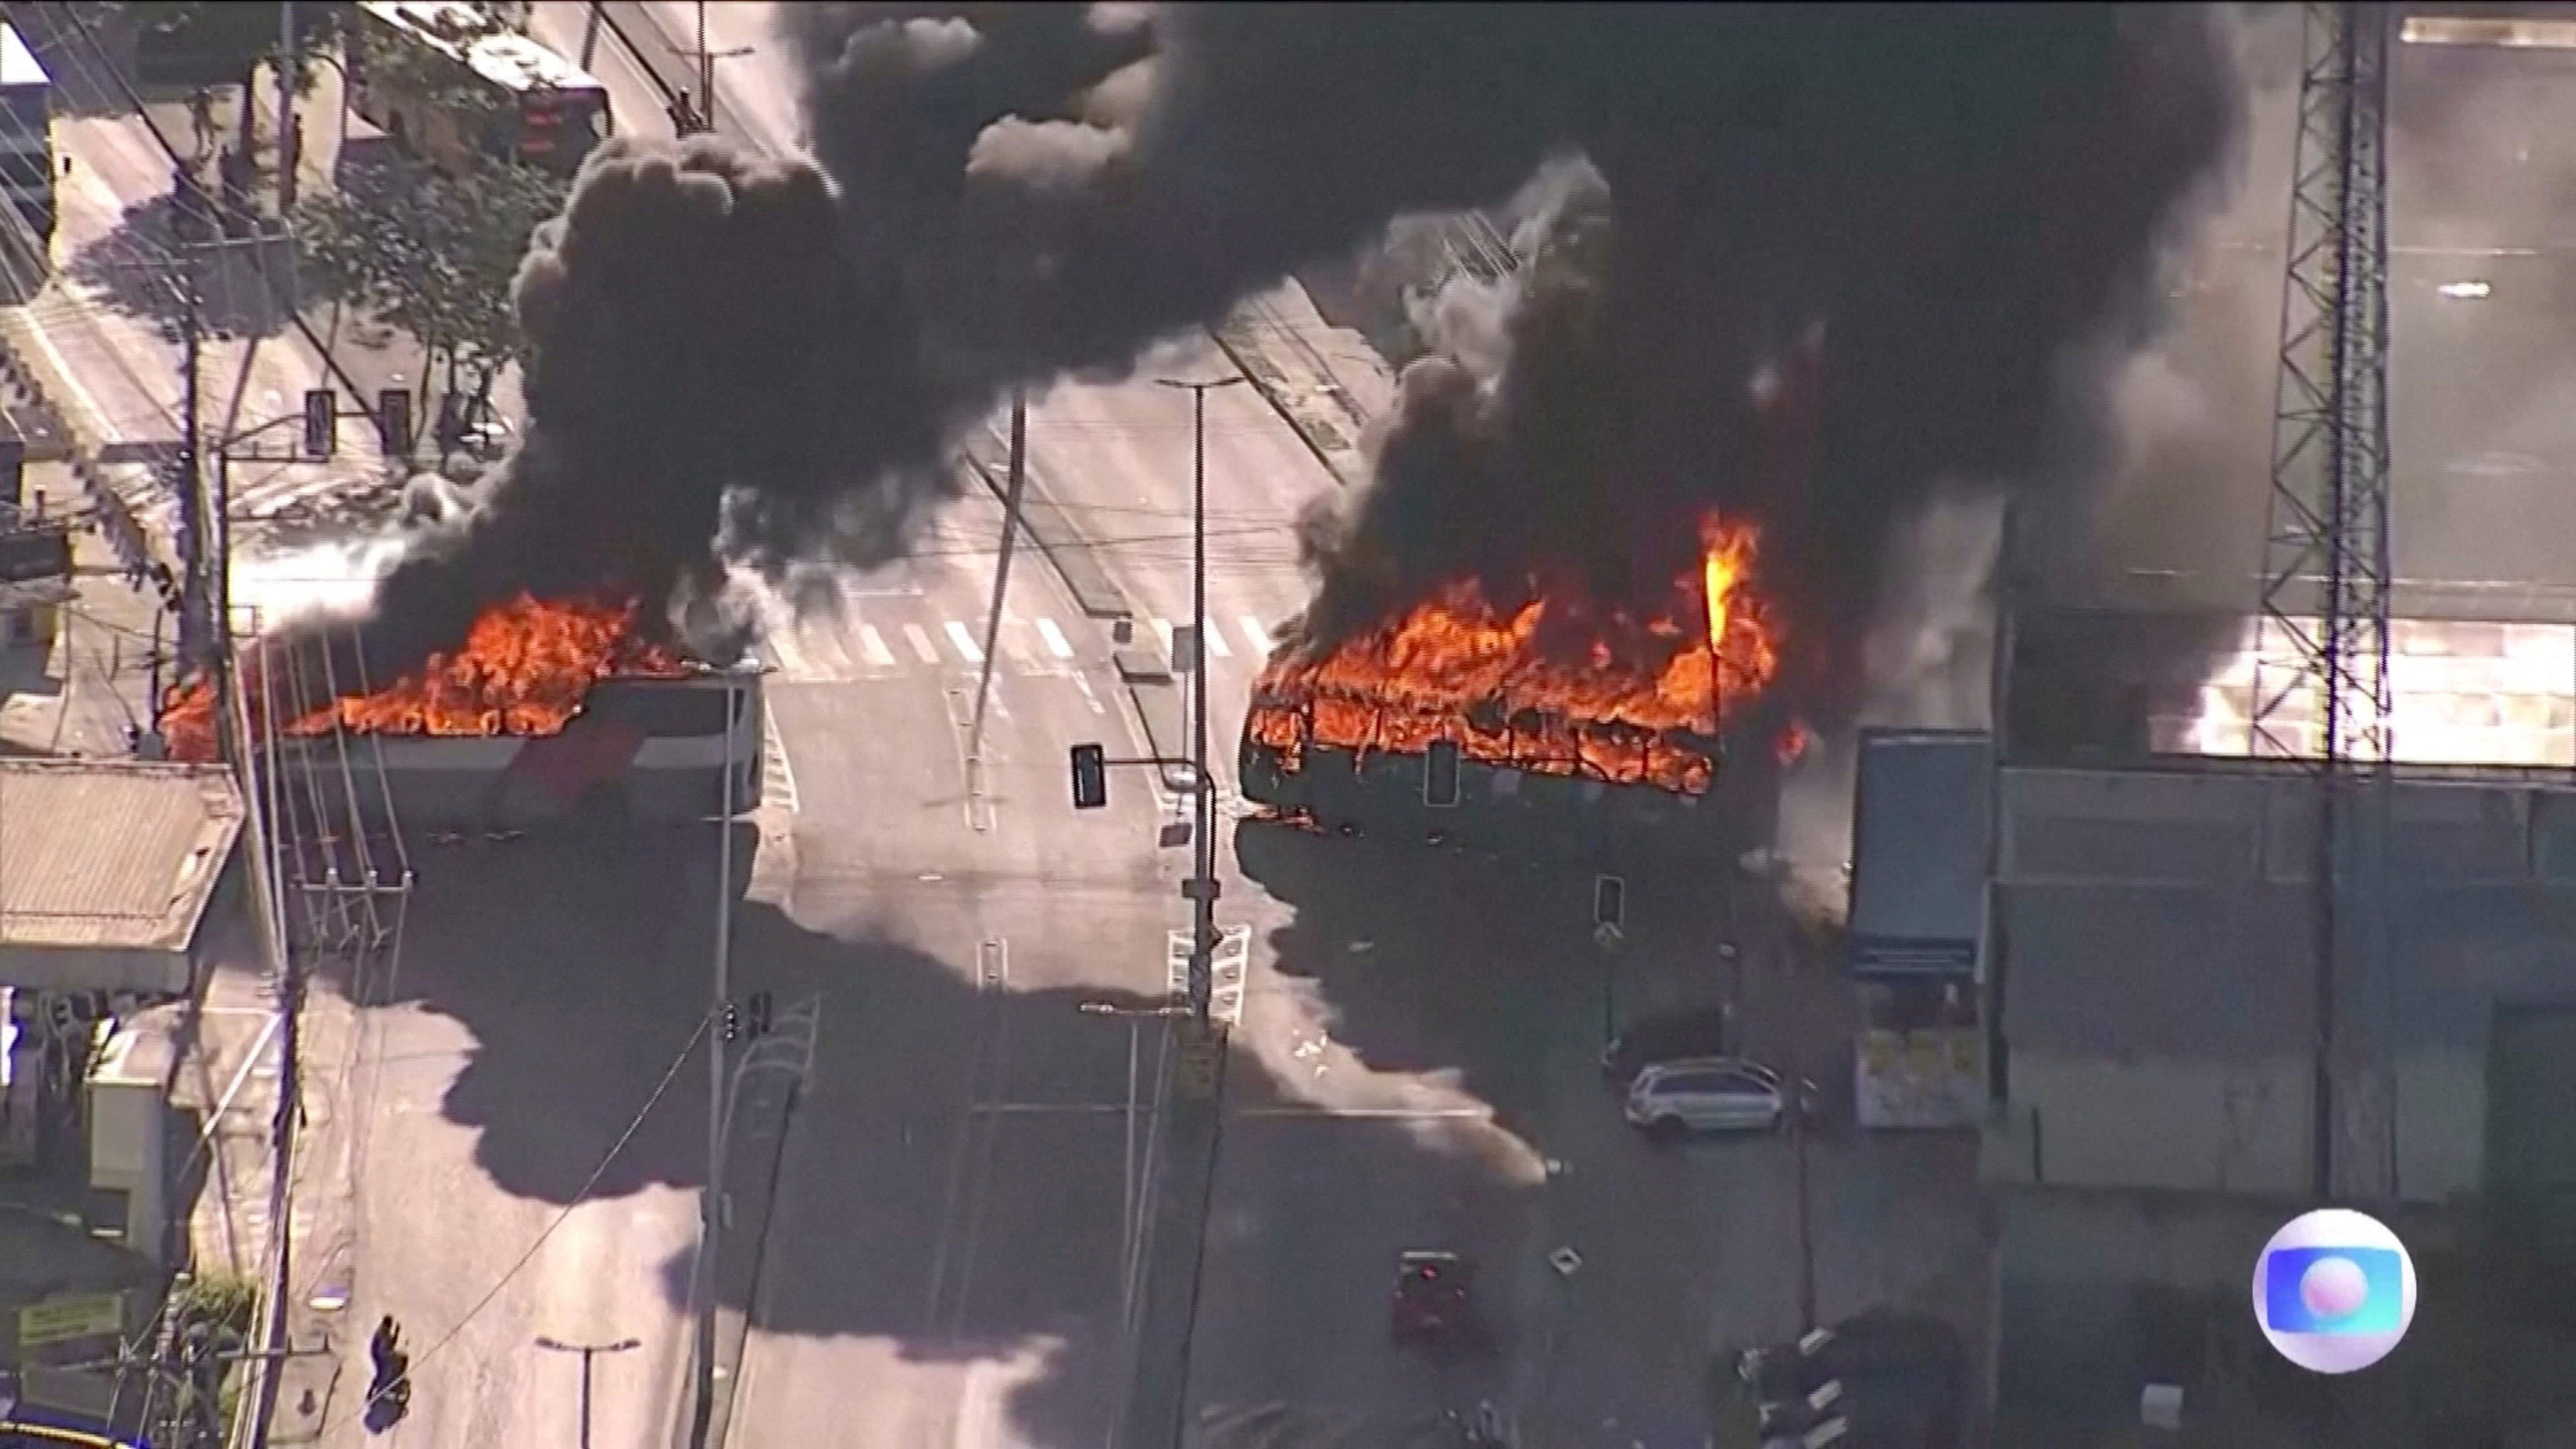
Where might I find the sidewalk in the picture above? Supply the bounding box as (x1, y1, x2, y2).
(0, 470, 168, 758)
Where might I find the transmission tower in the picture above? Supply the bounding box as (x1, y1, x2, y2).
(2253, 1, 2397, 1202)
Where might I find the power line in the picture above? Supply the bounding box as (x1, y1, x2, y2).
(327, 1007, 713, 1435)
(44, 2, 383, 405)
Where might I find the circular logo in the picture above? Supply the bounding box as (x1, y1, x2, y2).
(2252, 1208, 2417, 1374)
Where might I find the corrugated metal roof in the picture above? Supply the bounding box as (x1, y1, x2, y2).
(0, 760, 244, 953)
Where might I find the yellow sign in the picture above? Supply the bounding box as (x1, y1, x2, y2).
(0, 1425, 141, 1447)
(17, 1293, 123, 1348)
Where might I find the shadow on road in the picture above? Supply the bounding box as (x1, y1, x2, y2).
(303, 820, 1518, 1447)
(63, 189, 295, 343)
(1233, 817, 1747, 1136)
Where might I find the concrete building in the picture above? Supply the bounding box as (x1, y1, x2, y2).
(0, 761, 244, 1310)
(1965, 597, 2576, 1444)
(0, 758, 246, 998)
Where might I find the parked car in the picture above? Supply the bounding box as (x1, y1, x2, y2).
(1600, 1004, 1737, 1090)
(1623, 1057, 1813, 1142)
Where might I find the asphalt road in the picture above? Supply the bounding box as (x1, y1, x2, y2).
(556, 12, 1991, 1447)
(318, 829, 745, 1449)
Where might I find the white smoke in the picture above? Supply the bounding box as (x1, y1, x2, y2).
(226, 536, 409, 632)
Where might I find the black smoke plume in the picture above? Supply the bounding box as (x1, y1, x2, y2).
(270, 4, 2238, 718)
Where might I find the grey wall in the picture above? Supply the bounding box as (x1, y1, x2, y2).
(1992, 764, 2576, 1202)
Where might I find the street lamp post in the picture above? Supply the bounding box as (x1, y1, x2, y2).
(535, 1335, 640, 1449)
(1154, 375, 1246, 1024)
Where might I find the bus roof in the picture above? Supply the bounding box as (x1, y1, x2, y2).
(0, 25, 48, 90)
(359, 0, 605, 94)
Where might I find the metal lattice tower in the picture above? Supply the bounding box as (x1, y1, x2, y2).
(2254, 1, 2397, 1202)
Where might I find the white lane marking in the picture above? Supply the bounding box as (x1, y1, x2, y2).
(1035, 617, 1074, 659)
(944, 620, 986, 664)
(762, 710, 801, 813)
(1071, 671, 1107, 716)
(1238, 614, 1272, 657)
(761, 626, 815, 681)
(903, 623, 942, 665)
(16, 309, 127, 444)
(1200, 621, 1233, 659)
(1152, 617, 1175, 654)
(858, 625, 896, 669)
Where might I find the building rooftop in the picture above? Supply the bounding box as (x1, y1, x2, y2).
(0, 760, 243, 955)
(0, 25, 43, 91)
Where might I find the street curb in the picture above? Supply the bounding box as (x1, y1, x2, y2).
(1206, 318, 1363, 492)
(677, 1066, 799, 1449)
(956, 425, 1132, 623)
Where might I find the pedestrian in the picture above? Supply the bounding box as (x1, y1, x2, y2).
(187, 89, 214, 158)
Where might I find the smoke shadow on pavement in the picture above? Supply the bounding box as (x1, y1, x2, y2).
(632, 875, 1538, 1448)
(302, 815, 1505, 1447)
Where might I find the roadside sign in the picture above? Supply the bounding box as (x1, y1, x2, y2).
(18, 1293, 122, 1348)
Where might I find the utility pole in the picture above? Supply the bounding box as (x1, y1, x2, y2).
(537, 1335, 640, 1449)
(277, 0, 300, 210)
(1155, 374, 1245, 1021)
(689, 671, 743, 1449)
(969, 388, 1027, 767)
(668, 2, 750, 137)
(176, 253, 207, 678)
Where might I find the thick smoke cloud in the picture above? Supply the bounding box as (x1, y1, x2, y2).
(282, 4, 2239, 722)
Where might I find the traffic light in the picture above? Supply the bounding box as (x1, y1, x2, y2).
(720, 999, 741, 1042)
(1424, 739, 1461, 808)
(747, 990, 774, 1039)
(1594, 874, 1626, 931)
(301, 387, 336, 458)
(1070, 743, 1108, 810)
(377, 388, 414, 458)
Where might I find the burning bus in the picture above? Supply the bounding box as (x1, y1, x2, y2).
(1238, 331, 1827, 863)
(162, 594, 763, 831)
(1240, 514, 1796, 861)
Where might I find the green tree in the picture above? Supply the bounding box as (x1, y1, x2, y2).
(293, 1, 561, 456)
(294, 152, 566, 453)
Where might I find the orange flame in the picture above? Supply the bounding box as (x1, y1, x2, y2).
(161, 594, 690, 764)
(1247, 513, 1780, 795)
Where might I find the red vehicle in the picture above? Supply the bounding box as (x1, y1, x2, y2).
(1390, 1250, 1484, 1349)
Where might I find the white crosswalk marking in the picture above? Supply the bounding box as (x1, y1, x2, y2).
(1036, 617, 1074, 659)
(944, 620, 986, 664)
(857, 625, 896, 669)
(1237, 615, 1272, 657)
(1153, 618, 1176, 655)
(903, 624, 942, 664)
(1200, 621, 1233, 659)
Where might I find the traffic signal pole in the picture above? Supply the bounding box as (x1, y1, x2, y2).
(1154, 375, 1244, 1021)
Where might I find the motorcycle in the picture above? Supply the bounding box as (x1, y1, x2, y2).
(364, 1350, 412, 1431)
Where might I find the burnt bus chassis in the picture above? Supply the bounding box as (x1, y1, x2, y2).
(1237, 693, 1785, 866)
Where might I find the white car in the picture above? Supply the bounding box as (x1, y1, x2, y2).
(1624, 1057, 1796, 1141)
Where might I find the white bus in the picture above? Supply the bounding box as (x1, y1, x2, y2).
(0, 24, 54, 255)
(347, 0, 612, 179)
